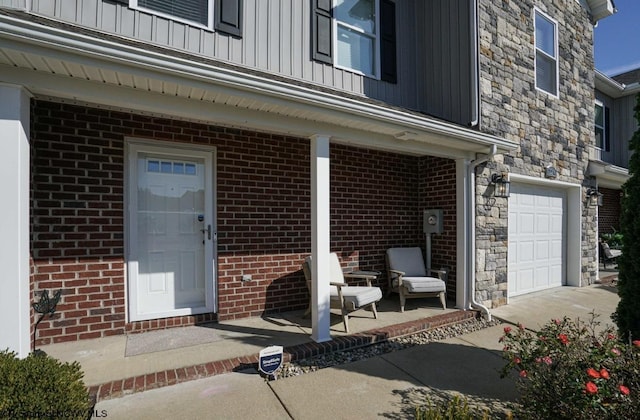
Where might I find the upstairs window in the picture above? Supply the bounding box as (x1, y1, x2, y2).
(312, 0, 396, 83)
(534, 9, 558, 97)
(129, 0, 242, 36)
(335, 0, 377, 77)
(595, 101, 610, 151)
(135, 0, 210, 26)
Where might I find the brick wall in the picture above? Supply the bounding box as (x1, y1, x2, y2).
(30, 100, 448, 345)
(330, 145, 424, 281)
(419, 156, 458, 296)
(598, 187, 622, 235)
(31, 101, 127, 345)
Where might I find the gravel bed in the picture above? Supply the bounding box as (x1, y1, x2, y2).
(277, 317, 503, 379)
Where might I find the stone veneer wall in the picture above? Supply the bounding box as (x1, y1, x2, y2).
(476, 0, 598, 307)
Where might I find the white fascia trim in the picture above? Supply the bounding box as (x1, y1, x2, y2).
(595, 70, 640, 98)
(578, 0, 616, 23)
(588, 160, 630, 189)
(0, 13, 516, 152)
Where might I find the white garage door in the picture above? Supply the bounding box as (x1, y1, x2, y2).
(508, 183, 566, 296)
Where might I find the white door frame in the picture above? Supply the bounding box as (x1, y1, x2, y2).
(125, 138, 217, 322)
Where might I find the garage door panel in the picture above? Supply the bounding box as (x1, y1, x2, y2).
(519, 241, 534, 262)
(536, 214, 550, 233)
(551, 240, 563, 258)
(520, 194, 535, 206)
(536, 241, 549, 259)
(519, 269, 534, 291)
(508, 183, 566, 297)
(535, 266, 549, 287)
(519, 213, 535, 233)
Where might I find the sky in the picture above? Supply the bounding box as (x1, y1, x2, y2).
(594, 0, 640, 76)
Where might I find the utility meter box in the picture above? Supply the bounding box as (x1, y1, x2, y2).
(423, 209, 444, 234)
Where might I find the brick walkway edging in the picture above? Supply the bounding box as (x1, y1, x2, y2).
(88, 310, 478, 401)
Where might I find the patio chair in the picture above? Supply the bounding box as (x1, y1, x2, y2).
(600, 241, 622, 269)
(302, 253, 382, 333)
(386, 247, 447, 313)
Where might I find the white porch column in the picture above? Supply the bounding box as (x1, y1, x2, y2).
(310, 134, 331, 343)
(456, 158, 470, 310)
(0, 84, 32, 357)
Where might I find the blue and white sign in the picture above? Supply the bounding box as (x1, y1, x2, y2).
(258, 345, 283, 376)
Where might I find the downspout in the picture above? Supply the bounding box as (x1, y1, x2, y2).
(468, 0, 480, 128)
(467, 145, 497, 321)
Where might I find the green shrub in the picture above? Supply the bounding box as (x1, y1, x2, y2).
(615, 92, 640, 343)
(500, 315, 640, 419)
(600, 232, 623, 249)
(0, 350, 92, 420)
(414, 395, 493, 420)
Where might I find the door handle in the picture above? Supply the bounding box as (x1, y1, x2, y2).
(200, 224, 212, 240)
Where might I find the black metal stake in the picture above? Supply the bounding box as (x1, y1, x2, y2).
(32, 289, 62, 354)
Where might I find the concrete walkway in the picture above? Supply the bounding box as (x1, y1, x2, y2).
(94, 282, 620, 419)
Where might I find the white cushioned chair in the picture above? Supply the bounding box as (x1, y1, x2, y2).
(386, 247, 447, 312)
(302, 253, 382, 333)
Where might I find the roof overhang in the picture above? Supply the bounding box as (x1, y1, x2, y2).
(595, 70, 640, 98)
(581, 0, 616, 23)
(0, 10, 517, 159)
(588, 160, 629, 189)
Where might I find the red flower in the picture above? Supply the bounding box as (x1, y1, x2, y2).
(514, 357, 521, 365)
(585, 381, 598, 394)
(619, 385, 630, 395)
(586, 368, 601, 379)
(599, 368, 610, 380)
(504, 326, 512, 334)
(519, 370, 528, 378)
(558, 334, 569, 345)
(612, 347, 621, 356)
(608, 333, 616, 340)
(633, 340, 640, 347)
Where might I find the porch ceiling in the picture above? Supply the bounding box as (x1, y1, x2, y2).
(0, 9, 517, 159)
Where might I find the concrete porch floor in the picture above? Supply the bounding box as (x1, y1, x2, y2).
(40, 295, 472, 400)
(40, 266, 618, 401)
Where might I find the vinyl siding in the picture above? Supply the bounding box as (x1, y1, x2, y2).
(0, 0, 26, 9)
(596, 90, 634, 169)
(27, 0, 475, 124)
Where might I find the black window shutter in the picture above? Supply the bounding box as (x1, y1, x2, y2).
(216, 0, 243, 38)
(312, 0, 333, 64)
(380, 0, 397, 83)
(605, 106, 611, 152)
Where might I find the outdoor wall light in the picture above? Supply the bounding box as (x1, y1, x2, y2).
(587, 187, 603, 206)
(490, 173, 510, 198)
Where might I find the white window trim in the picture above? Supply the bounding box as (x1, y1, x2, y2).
(130, 0, 215, 31)
(595, 99, 607, 151)
(533, 7, 559, 98)
(333, 0, 381, 79)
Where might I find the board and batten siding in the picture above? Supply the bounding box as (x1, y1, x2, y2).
(611, 94, 636, 169)
(596, 89, 633, 169)
(0, 0, 26, 8)
(25, 0, 475, 125)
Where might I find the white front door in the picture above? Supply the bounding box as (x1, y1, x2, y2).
(127, 141, 216, 322)
(508, 183, 566, 296)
